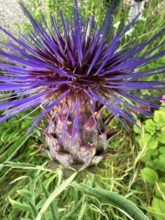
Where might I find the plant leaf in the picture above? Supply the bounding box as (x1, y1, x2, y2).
(8, 197, 32, 212)
(35, 172, 77, 220)
(74, 183, 149, 220)
(41, 181, 59, 220)
(141, 167, 158, 185)
(0, 134, 32, 164)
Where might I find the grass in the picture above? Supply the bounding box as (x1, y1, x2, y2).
(0, 0, 165, 219)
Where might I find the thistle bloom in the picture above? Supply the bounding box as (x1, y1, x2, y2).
(0, 1, 165, 168)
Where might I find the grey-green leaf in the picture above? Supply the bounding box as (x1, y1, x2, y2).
(75, 183, 149, 220)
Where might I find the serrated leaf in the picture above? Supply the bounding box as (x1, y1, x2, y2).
(140, 150, 152, 163)
(147, 138, 158, 150)
(154, 155, 165, 172)
(157, 134, 165, 144)
(154, 111, 165, 128)
(150, 198, 165, 220)
(141, 167, 158, 185)
(145, 119, 156, 135)
(8, 197, 32, 212)
(161, 127, 165, 134)
(159, 147, 165, 154)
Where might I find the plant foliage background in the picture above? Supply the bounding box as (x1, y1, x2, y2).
(0, 0, 165, 219)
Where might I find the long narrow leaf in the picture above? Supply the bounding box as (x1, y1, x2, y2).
(74, 183, 149, 220)
(41, 182, 59, 220)
(0, 134, 32, 164)
(35, 172, 77, 220)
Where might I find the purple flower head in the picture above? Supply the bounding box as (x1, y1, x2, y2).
(0, 0, 165, 133)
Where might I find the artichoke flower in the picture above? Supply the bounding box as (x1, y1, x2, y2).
(42, 100, 117, 170)
(0, 1, 165, 169)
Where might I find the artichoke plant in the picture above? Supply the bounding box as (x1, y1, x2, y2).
(0, 1, 165, 169)
(43, 102, 117, 170)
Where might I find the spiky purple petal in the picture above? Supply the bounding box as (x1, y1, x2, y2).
(0, 1, 165, 132)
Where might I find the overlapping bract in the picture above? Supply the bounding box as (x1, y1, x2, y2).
(43, 103, 117, 170)
(0, 1, 165, 133)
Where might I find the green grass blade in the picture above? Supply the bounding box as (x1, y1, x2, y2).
(0, 134, 32, 164)
(75, 183, 149, 220)
(41, 182, 59, 220)
(28, 199, 38, 218)
(35, 172, 77, 220)
(61, 199, 82, 220)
